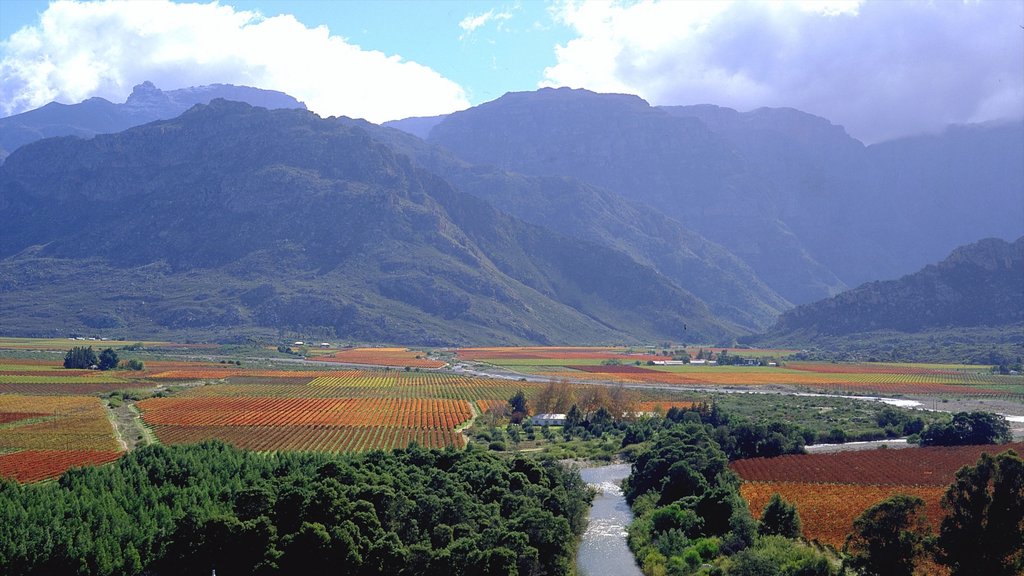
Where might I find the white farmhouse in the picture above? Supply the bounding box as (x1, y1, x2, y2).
(531, 413, 567, 426)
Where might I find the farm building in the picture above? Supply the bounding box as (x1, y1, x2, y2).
(531, 413, 567, 426)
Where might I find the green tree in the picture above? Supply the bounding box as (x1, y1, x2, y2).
(508, 389, 529, 416)
(758, 493, 802, 538)
(565, 404, 582, 428)
(842, 494, 930, 576)
(936, 450, 1024, 576)
(98, 348, 119, 371)
(921, 411, 1012, 446)
(63, 346, 98, 369)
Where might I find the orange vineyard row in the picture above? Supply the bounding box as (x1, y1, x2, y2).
(0, 450, 122, 483)
(152, 425, 465, 452)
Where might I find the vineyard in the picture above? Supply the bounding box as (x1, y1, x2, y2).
(0, 449, 122, 483)
(139, 395, 473, 452)
(134, 370, 540, 453)
(733, 442, 1024, 548)
(0, 395, 123, 481)
(314, 347, 445, 368)
(528, 364, 1017, 397)
(740, 482, 948, 548)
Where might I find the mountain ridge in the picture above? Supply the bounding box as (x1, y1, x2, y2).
(762, 236, 1024, 338)
(0, 99, 733, 345)
(0, 81, 306, 158)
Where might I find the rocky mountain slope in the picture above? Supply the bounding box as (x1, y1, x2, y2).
(763, 237, 1024, 337)
(0, 81, 305, 157)
(0, 100, 734, 345)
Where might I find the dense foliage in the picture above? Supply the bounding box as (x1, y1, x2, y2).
(936, 449, 1024, 575)
(920, 411, 1012, 447)
(0, 442, 591, 575)
(623, 402, 807, 461)
(63, 346, 98, 369)
(842, 495, 930, 576)
(623, 421, 835, 575)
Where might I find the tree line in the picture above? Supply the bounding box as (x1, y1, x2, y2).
(0, 441, 591, 575)
(622, 412, 1022, 575)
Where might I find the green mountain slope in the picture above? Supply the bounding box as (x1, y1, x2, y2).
(339, 117, 791, 332)
(763, 237, 1024, 337)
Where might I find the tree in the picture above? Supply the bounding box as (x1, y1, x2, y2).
(936, 450, 1024, 576)
(98, 348, 119, 371)
(508, 389, 528, 415)
(758, 493, 802, 538)
(565, 404, 582, 429)
(842, 494, 930, 576)
(920, 411, 1012, 446)
(63, 346, 98, 369)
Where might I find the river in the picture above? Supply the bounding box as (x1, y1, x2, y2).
(577, 463, 644, 576)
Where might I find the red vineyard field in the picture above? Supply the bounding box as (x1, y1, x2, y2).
(0, 382, 154, 396)
(741, 482, 946, 549)
(139, 397, 472, 429)
(0, 395, 121, 451)
(0, 411, 46, 424)
(178, 372, 545, 402)
(152, 425, 465, 452)
(731, 442, 1024, 486)
(0, 450, 122, 483)
(457, 347, 664, 362)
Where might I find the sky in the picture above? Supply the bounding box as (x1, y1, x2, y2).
(0, 0, 1021, 143)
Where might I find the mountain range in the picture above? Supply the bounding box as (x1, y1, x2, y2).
(764, 236, 1024, 337)
(0, 81, 305, 160)
(1, 83, 1021, 345)
(0, 100, 732, 345)
(411, 88, 1023, 306)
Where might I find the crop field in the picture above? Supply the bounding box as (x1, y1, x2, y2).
(139, 393, 473, 452)
(174, 371, 546, 402)
(152, 425, 464, 452)
(458, 346, 797, 363)
(740, 482, 947, 548)
(529, 365, 1017, 398)
(0, 395, 123, 481)
(734, 442, 1024, 548)
(0, 359, 159, 395)
(136, 370, 547, 452)
(0, 449, 123, 483)
(314, 347, 445, 368)
(454, 348, 1021, 398)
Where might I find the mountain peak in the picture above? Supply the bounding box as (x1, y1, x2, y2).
(124, 80, 171, 110)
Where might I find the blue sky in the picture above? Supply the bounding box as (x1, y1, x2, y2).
(1, 0, 1022, 143)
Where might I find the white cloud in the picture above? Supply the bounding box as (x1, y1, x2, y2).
(544, 0, 1024, 143)
(0, 0, 470, 123)
(459, 8, 514, 40)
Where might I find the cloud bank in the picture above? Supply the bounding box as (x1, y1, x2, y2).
(544, 0, 1024, 143)
(0, 0, 470, 122)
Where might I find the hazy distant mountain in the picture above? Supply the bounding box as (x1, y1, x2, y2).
(338, 117, 791, 332)
(0, 100, 734, 345)
(663, 105, 1024, 288)
(763, 237, 1024, 337)
(0, 81, 306, 156)
(426, 88, 847, 305)
(421, 88, 1024, 305)
(383, 114, 448, 140)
